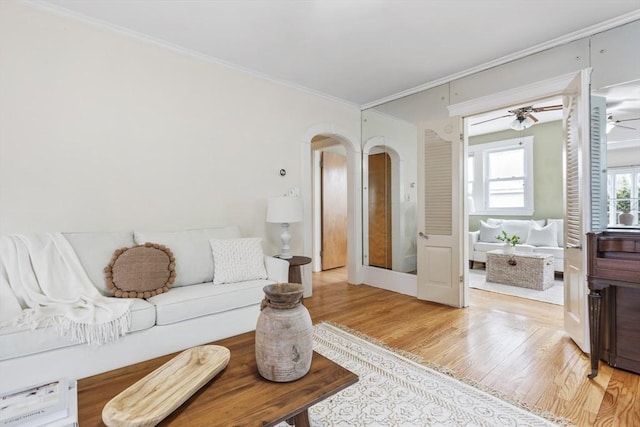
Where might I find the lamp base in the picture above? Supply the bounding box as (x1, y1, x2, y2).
(279, 223, 292, 259)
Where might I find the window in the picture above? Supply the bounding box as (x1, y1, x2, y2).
(468, 137, 534, 215)
(607, 166, 640, 225)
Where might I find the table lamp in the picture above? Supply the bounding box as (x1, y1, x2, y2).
(266, 196, 303, 259)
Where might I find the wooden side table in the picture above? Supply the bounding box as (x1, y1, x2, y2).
(277, 256, 312, 284)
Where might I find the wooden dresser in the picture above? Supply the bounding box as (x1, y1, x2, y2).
(586, 230, 640, 379)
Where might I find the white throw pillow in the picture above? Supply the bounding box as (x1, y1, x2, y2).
(479, 221, 503, 243)
(546, 219, 564, 247)
(210, 238, 268, 285)
(501, 220, 536, 243)
(526, 222, 558, 247)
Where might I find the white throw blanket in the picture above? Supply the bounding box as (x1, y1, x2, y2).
(0, 233, 131, 345)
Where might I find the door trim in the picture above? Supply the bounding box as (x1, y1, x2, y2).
(449, 70, 591, 118)
(451, 69, 592, 351)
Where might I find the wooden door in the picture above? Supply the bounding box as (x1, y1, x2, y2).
(416, 117, 466, 307)
(321, 151, 347, 270)
(368, 152, 392, 269)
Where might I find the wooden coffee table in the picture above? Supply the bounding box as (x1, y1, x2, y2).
(77, 330, 357, 426)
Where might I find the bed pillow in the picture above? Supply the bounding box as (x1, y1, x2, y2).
(478, 221, 502, 243)
(105, 243, 176, 298)
(526, 222, 558, 247)
(210, 238, 267, 285)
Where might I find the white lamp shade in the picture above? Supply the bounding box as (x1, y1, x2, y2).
(266, 196, 303, 223)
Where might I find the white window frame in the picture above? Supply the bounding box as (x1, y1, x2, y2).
(468, 136, 534, 216)
(607, 166, 640, 225)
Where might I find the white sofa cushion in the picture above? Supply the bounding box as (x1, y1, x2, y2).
(63, 231, 135, 295)
(486, 218, 545, 244)
(526, 223, 558, 247)
(147, 279, 270, 326)
(210, 238, 267, 285)
(474, 242, 535, 253)
(0, 298, 155, 361)
(134, 226, 241, 287)
(479, 221, 502, 243)
(546, 219, 564, 247)
(533, 246, 564, 258)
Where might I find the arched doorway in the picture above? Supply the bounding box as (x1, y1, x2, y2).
(300, 124, 362, 296)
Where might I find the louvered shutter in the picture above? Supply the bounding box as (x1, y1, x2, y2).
(424, 129, 452, 235)
(564, 95, 581, 248)
(590, 96, 608, 231)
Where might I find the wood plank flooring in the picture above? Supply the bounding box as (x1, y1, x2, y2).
(307, 268, 640, 426)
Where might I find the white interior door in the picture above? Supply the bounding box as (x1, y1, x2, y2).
(417, 117, 466, 307)
(562, 69, 591, 353)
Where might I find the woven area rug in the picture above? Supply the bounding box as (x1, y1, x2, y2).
(469, 269, 564, 305)
(282, 322, 566, 427)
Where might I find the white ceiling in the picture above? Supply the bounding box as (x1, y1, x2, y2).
(36, 0, 640, 107)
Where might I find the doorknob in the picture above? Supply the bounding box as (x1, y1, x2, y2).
(418, 232, 428, 240)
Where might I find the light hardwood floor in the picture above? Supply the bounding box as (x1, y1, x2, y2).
(306, 268, 640, 427)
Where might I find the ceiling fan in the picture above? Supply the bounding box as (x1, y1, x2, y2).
(473, 104, 563, 130)
(606, 115, 639, 133)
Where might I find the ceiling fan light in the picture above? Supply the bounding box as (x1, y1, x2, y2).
(510, 118, 525, 131)
(510, 115, 535, 131)
(521, 116, 535, 129)
(606, 122, 615, 133)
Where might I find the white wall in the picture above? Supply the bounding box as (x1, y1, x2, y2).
(0, 2, 360, 261)
(608, 146, 640, 168)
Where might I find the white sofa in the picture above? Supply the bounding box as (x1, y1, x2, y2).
(469, 218, 565, 273)
(0, 226, 289, 392)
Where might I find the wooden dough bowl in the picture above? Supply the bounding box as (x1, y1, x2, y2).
(102, 345, 230, 427)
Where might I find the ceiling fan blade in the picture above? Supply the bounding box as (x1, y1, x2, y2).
(528, 114, 539, 123)
(471, 113, 513, 126)
(532, 104, 563, 112)
(614, 124, 637, 131)
(615, 117, 640, 123)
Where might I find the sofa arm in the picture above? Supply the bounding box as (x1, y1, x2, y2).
(264, 256, 289, 283)
(469, 230, 480, 259)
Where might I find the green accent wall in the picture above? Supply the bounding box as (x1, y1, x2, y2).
(469, 120, 564, 230)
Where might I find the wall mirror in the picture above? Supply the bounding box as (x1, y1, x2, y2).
(592, 81, 640, 229)
(361, 86, 449, 274)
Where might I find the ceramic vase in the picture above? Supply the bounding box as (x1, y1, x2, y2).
(255, 283, 313, 382)
(619, 212, 634, 226)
